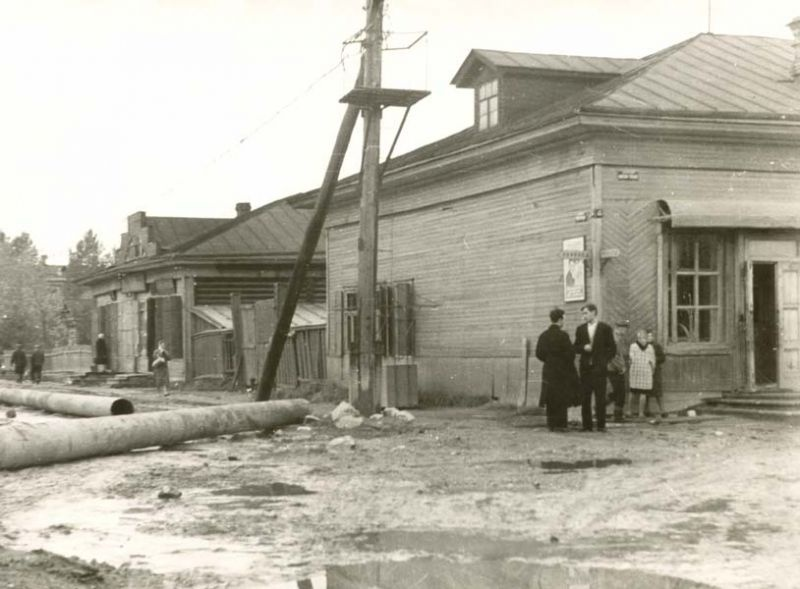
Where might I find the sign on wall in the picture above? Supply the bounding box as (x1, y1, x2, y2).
(562, 237, 586, 303)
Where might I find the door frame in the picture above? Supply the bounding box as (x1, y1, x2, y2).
(745, 253, 800, 391)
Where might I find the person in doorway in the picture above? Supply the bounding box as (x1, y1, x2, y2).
(152, 340, 171, 396)
(607, 324, 628, 423)
(646, 329, 668, 418)
(30, 344, 45, 384)
(574, 303, 616, 432)
(10, 344, 27, 383)
(535, 308, 580, 432)
(629, 329, 657, 418)
(95, 333, 109, 373)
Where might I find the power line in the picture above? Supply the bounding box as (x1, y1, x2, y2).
(157, 47, 363, 199)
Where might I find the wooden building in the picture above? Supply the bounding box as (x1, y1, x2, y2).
(319, 29, 800, 404)
(78, 200, 325, 383)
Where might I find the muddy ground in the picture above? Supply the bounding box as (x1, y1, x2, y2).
(0, 381, 798, 588)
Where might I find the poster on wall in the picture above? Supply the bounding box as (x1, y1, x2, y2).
(563, 236, 586, 303)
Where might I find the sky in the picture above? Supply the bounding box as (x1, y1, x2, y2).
(0, 0, 797, 265)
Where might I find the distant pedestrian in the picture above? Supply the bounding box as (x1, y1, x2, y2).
(607, 324, 628, 423)
(10, 344, 27, 383)
(152, 340, 171, 396)
(30, 344, 45, 384)
(94, 333, 109, 372)
(574, 304, 616, 432)
(646, 329, 668, 418)
(535, 308, 580, 432)
(628, 329, 657, 418)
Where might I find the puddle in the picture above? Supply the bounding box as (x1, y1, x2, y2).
(210, 483, 314, 497)
(314, 556, 719, 589)
(540, 458, 632, 472)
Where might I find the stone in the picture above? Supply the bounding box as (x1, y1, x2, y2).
(327, 436, 356, 451)
(331, 401, 360, 422)
(157, 486, 182, 500)
(334, 415, 364, 430)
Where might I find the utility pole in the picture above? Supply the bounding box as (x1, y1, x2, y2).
(355, 0, 383, 415)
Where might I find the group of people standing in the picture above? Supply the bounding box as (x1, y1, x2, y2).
(4, 343, 46, 384)
(535, 303, 666, 433)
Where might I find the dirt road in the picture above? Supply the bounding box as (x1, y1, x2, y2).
(0, 383, 797, 588)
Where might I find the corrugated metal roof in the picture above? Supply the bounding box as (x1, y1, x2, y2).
(183, 201, 316, 256)
(589, 34, 800, 116)
(148, 217, 228, 250)
(193, 303, 326, 330)
(660, 198, 800, 228)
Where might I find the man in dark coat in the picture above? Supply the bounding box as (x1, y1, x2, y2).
(10, 344, 27, 383)
(535, 308, 579, 432)
(574, 303, 616, 432)
(30, 344, 45, 384)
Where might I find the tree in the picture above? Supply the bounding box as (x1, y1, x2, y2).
(65, 230, 112, 345)
(0, 232, 64, 351)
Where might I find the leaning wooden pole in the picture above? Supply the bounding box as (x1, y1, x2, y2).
(0, 399, 310, 470)
(256, 90, 362, 401)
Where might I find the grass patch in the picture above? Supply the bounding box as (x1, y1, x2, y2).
(418, 390, 492, 408)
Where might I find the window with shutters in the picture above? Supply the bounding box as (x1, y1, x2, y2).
(329, 281, 414, 358)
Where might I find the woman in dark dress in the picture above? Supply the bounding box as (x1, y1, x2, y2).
(535, 308, 580, 432)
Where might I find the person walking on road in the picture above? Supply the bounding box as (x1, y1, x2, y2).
(574, 304, 616, 432)
(30, 344, 45, 384)
(535, 308, 580, 432)
(152, 340, 171, 396)
(10, 344, 27, 383)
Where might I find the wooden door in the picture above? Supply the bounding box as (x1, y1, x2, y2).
(745, 261, 755, 390)
(778, 262, 800, 389)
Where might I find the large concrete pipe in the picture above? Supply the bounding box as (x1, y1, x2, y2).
(0, 399, 310, 470)
(0, 388, 134, 417)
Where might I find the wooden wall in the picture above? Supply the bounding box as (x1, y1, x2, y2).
(327, 145, 595, 401)
(326, 129, 800, 399)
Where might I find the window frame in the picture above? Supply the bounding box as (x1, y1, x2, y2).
(668, 232, 725, 345)
(477, 78, 499, 130)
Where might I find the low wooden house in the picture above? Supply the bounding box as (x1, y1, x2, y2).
(318, 28, 800, 404)
(78, 200, 325, 384)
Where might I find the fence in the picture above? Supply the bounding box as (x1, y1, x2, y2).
(43, 345, 93, 373)
(191, 326, 325, 387)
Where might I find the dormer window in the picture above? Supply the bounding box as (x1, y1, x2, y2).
(477, 79, 499, 130)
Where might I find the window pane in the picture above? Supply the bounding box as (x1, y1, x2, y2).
(698, 275, 718, 305)
(479, 113, 488, 130)
(677, 309, 694, 341)
(491, 79, 498, 94)
(698, 238, 717, 270)
(478, 83, 487, 100)
(489, 108, 498, 127)
(479, 100, 488, 117)
(677, 275, 694, 305)
(678, 238, 695, 270)
(698, 309, 717, 342)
